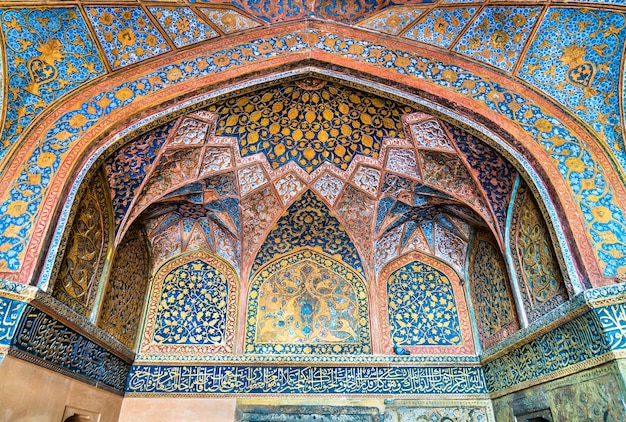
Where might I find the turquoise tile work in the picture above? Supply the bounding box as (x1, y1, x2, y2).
(403, 7, 478, 49)
(519, 8, 626, 174)
(149, 7, 218, 48)
(86, 6, 170, 69)
(454, 7, 542, 71)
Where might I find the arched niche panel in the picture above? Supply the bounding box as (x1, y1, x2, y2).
(139, 250, 238, 359)
(468, 231, 519, 350)
(377, 252, 475, 356)
(97, 224, 150, 349)
(245, 249, 371, 355)
(51, 168, 112, 318)
(510, 181, 568, 323)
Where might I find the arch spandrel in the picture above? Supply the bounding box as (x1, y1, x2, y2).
(0, 23, 623, 288)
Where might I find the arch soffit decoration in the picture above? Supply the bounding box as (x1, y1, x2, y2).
(0, 23, 622, 287)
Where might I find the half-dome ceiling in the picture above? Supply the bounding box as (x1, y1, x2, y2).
(104, 75, 518, 279)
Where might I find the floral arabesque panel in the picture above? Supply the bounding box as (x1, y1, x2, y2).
(139, 250, 237, 359)
(468, 232, 519, 350)
(51, 170, 111, 317)
(250, 189, 365, 278)
(206, 79, 413, 173)
(377, 252, 475, 356)
(511, 182, 568, 322)
(245, 250, 370, 355)
(97, 224, 150, 349)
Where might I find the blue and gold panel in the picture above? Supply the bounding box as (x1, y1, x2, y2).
(519, 8, 626, 173)
(403, 7, 478, 49)
(206, 79, 413, 173)
(453, 7, 541, 72)
(97, 225, 150, 349)
(148, 7, 218, 48)
(139, 250, 237, 359)
(250, 190, 364, 278)
(86, 7, 170, 69)
(468, 231, 519, 350)
(0, 7, 105, 161)
(245, 250, 370, 355)
(377, 252, 475, 356)
(510, 183, 567, 323)
(446, 123, 517, 239)
(51, 170, 111, 317)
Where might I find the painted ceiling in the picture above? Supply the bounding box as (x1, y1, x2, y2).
(1, 0, 624, 173)
(104, 77, 514, 282)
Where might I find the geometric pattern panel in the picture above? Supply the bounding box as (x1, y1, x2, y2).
(454, 7, 541, 72)
(97, 225, 150, 349)
(385, 148, 419, 178)
(377, 252, 475, 356)
(86, 7, 170, 69)
(419, 150, 492, 226)
(140, 251, 237, 358)
(410, 119, 455, 151)
(207, 79, 413, 173)
(519, 8, 626, 173)
(446, 123, 517, 238)
(0, 7, 106, 162)
(241, 186, 282, 258)
(250, 190, 364, 278)
(511, 183, 568, 322)
(245, 251, 370, 355)
(468, 232, 519, 350)
(52, 171, 111, 317)
(434, 219, 468, 276)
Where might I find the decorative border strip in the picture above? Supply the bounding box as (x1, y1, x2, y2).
(133, 354, 481, 365)
(483, 307, 611, 393)
(126, 364, 487, 395)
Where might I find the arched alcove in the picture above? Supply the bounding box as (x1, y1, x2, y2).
(0, 8, 625, 419)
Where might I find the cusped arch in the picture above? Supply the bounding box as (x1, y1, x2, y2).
(2, 25, 622, 288)
(138, 249, 238, 359)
